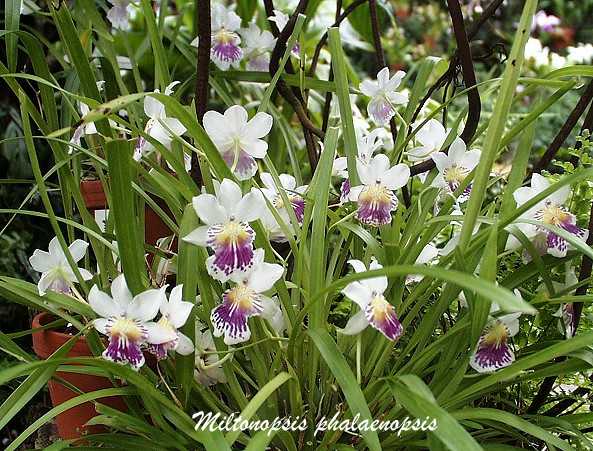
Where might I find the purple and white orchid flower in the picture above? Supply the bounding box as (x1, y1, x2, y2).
(29, 237, 93, 296)
(240, 23, 276, 71)
(145, 285, 194, 360)
(470, 312, 522, 373)
(348, 154, 410, 227)
(211, 249, 284, 345)
(89, 275, 169, 369)
(107, 0, 132, 31)
(203, 105, 273, 180)
(340, 258, 403, 341)
(506, 174, 588, 258)
(359, 67, 408, 126)
(551, 267, 579, 338)
(431, 137, 481, 203)
(183, 179, 265, 282)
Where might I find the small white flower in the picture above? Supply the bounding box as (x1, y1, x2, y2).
(333, 128, 384, 178)
(203, 105, 273, 180)
(408, 119, 450, 162)
(107, 0, 132, 31)
(340, 258, 403, 340)
(260, 172, 307, 242)
(29, 237, 93, 296)
(348, 154, 410, 227)
(145, 285, 194, 359)
(431, 137, 481, 203)
(359, 67, 408, 126)
(240, 23, 276, 71)
(567, 43, 593, 65)
(21, 0, 40, 15)
(194, 325, 227, 386)
(552, 266, 578, 339)
(89, 275, 170, 369)
(134, 81, 188, 168)
(210, 249, 284, 345)
(532, 10, 560, 33)
(183, 179, 265, 281)
(524, 38, 551, 69)
(268, 9, 300, 57)
(405, 243, 439, 284)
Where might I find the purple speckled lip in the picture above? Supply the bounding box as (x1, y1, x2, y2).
(211, 286, 264, 343)
(103, 317, 147, 369)
(340, 179, 351, 204)
(290, 196, 305, 224)
(211, 32, 243, 66)
(369, 97, 394, 124)
(222, 149, 256, 180)
(473, 339, 513, 371)
(206, 222, 256, 277)
(356, 185, 397, 227)
(147, 340, 176, 360)
(364, 296, 403, 341)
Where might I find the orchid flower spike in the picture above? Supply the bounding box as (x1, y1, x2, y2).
(29, 237, 93, 296)
(134, 81, 188, 169)
(340, 258, 403, 341)
(89, 275, 167, 369)
(145, 285, 194, 360)
(348, 154, 410, 227)
(470, 312, 522, 373)
(191, 3, 243, 70)
(260, 172, 307, 242)
(211, 249, 284, 345)
(506, 174, 588, 258)
(203, 105, 273, 180)
(183, 179, 265, 281)
(359, 67, 408, 126)
(431, 137, 481, 203)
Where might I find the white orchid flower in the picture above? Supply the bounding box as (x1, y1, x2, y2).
(408, 119, 450, 162)
(183, 179, 265, 282)
(348, 154, 410, 227)
(340, 258, 403, 341)
(359, 67, 408, 126)
(470, 312, 522, 373)
(194, 325, 227, 386)
(107, 0, 132, 30)
(405, 243, 439, 284)
(29, 237, 93, 296)
(240, 23, 276, 71)
(211, 249, 284, 345)
(89, 275, 171, 369)
(268, 10, 300, 57)
(203, 105, 273, 180)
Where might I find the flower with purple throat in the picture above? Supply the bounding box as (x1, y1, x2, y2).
(240, 23, 276, 71)
(211, 249, 285, 345)
(145, 285, 195, 360)
(506, 174, 588, 258)
(340, 258, 403, 341)
(470, 313, 522, 373)
(359, 67, 408, 126)
(348, 154, 410, 227)
(260, 172, 307, 242)
(183, 179, 265, 282)
(89, 275, 167, 370)
(191, 3, 243, 70)
(431, 137, 481, 203)
(203, 105, 273, 180)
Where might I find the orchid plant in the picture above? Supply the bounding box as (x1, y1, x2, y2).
(3, 0, 593, 450)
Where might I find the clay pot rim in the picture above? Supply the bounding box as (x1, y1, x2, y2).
(32, 311, 91, 359)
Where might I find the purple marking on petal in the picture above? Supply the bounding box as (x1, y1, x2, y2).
(471, 320, 514, 372)
(147, 339, 177, 360)
(247, 54, 270, 72)
(562, 303, 576, 338)
(103, 317, 147, 369)
(211, 286, 263, 343)
(368, 96, 395, 125)
(291, 42, 301, 58)
(222, 149, 257, 180)
(211, 31, 243, 67)
(364, 295, 403, 341)
(206, 222, 256, 277)
(546, 231, 567, 255)
(340, 179, 351, 205)
(290, 196, 305, 224)
(49, 277, 73, 295)
(356, 184, 397, 227)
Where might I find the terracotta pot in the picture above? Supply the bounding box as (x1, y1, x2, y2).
(31, 312, 128, 439)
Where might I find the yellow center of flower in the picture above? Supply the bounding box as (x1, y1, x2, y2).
(215, 29, 236, 44)
(541, 204, 570, 226)
(110, 317, 143, 341)
(444, 165, 467, 183)
(216, 221, 250, 246)
(226, 284, 257, 310)
(359, 183, 392, 205)
(482, 321, 508, 346)
(369, 294, 393, 322)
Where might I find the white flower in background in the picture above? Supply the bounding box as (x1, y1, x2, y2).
(405, 243, 439, 284)
(260, 172, 307, 242)
(191, 3, 243, 70)
(506, 174, 588, 258)
(349, 154, 410, 227)
(21, 0, 40, 15)
(532, 10, 560, 33)
(524, 38, 551, 69)
(269, 9, 300, 57)
(552, 268, 579, 339)
(340, 258, 403, 341)
(29, 237, 93, 296)
(470, 312, 522, 373)
(89, 275, 169, 369)
(69, 102, 98, 153)
(567, 43, 593, 65)
(240, 23, 276, 71)
(549, 52, 568, 70)
(408, 119, 450, 162)
(438, 208, 481, 256)
(183, 179, 265, 281)
(203, 105, 273, 180)
(359, 67, 408, 126)
(145, 285, 194, 359)
(134, 81, 187, 167)
(107, 0, 132, 31)
(194, 324, 227, 386)
(211, 249, 284, 345)
(431, 137, 481, 203)
(261, 295, 286, 336)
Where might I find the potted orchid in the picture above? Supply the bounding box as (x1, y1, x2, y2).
(3, 0, 593, 449)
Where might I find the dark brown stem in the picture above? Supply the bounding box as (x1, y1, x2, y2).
(321, 0, 342, 133)
(532, 80, 593, 174)
(191, 0, 211, 186)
